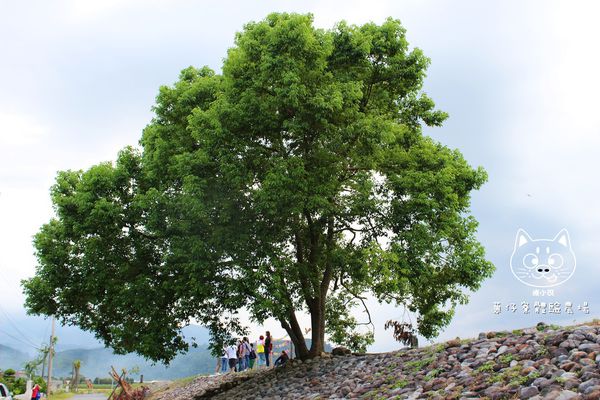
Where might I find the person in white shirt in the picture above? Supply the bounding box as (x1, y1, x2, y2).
(225, 343, 238, 372)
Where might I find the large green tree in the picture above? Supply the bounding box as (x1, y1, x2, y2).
(23, 13, 494, 362)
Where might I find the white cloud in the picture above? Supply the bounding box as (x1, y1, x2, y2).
(0, 112, 47, 146)
(60, 0, 154, 23)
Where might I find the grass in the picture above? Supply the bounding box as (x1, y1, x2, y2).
(555, 376, 566, 384)
(476, 361, 495, 373)
(499, 354, 515, 364)
(536, 346, 549, 357)
(424, 368, 441, 381)
(48, 392, 75, 400)
(432, 344, 446, 353)
(391, 379, 408, 389)
(487, 365, 540, 387)
(404, 356, 435, 372)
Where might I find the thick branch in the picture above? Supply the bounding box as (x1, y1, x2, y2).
(340, 279, 375, 331)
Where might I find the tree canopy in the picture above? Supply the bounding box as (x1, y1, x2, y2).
(23, 13, 494, 362)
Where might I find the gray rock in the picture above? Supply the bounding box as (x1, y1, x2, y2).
(520, 386, 540, 399)
(578, 343, 600, 352)
(559, 340, 581, 349)
(331, 346, 351, 356)
(578, 378, 600, 393)
(560, 372, 578, 380)
(554, 390, 579, 400)
(532, 377, 554, 389)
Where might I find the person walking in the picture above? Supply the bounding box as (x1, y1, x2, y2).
(225, 342, 238, 373)
(257, 335, 266, 368)
(265, 331, 273, 367)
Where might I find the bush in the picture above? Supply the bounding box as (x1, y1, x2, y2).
(0, 371, 27, 395)
(93, 377, 113, 385)
(11, 378, 26, 395)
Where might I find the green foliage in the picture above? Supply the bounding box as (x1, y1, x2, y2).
(23, 13, 493, 362)
(499, 353, 515, 364)
(0, 370, 27, 395)
(12, 378, 26, 395)
(404, 355, 435, 372)
(476, 361, 495, 373)
(424, 368, 441, 381)
(536, 346, 549, 357)
(434, 344, 446, 353)
(2, 369, 15, 378)
(33, 377, 47, 394)
(486, 365, 539, 387)
(93, 378, 112, 385)
(325, 293, 374, 352)
(391, 379, 408, 389)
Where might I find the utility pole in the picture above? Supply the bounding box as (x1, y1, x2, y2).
(46, 317, 55, 399)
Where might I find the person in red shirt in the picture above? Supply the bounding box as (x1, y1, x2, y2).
(31, 384, 40, 400)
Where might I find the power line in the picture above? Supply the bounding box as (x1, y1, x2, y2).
(41, 317, 52, 347)
(0, 302, 41, 348)
(0, 264, 43, 348)
(0, 328, 41, 351)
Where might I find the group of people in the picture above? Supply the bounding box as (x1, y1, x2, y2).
(217, 331, 290, 374)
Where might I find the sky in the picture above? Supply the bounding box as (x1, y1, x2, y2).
(1, 0, 599, 358)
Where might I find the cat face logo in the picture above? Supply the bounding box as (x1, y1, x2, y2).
(510, 229, 576, 288)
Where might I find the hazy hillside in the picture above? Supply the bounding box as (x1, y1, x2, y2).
(0, 344, 29, 370)
(0, 343, 215, 380)
(0, 324, 211, 379)
(53, 346, 216, 380)
(0, 318, 210, 353)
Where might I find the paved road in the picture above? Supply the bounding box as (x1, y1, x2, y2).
(70, 393, 108, 400)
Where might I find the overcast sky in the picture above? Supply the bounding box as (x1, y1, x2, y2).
(1, 0, 599, 356)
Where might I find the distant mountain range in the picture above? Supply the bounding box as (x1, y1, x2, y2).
(0, 328, 316, 380)
(0, 344, 30, 370)
(0, 315, 211, 353)
(0, 322, 214, 379)
(0, 343, 216, 380)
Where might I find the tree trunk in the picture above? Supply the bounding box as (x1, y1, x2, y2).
(308, 298, 326, 357)
(280, 309, 310, 359)
(286, 327, 310, 360)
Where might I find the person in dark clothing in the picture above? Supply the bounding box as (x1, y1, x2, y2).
(264, 331, 273, 367)
(274, 350, 289, 367)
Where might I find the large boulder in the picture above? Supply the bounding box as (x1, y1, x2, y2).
(332, 346, 352, 356)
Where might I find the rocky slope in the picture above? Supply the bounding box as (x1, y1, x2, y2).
(151, 321, 600, 399)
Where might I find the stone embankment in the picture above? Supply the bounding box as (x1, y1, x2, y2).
(152, 321, 600, 399)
